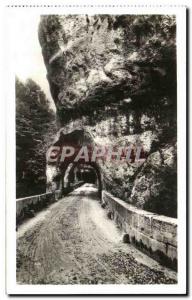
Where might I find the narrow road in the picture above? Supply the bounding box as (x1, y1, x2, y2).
(17, 184, 177, 284)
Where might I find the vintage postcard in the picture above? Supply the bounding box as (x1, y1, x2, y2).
(5, 3, 187, 295)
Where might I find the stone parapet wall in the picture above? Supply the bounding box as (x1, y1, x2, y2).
(16, 181, 85, 225)
(102, 190, 177, 270)
(16, 190, 62, 223)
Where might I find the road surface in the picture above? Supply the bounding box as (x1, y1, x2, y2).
(17, 184, 177, 284)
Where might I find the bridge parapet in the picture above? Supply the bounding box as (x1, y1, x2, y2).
(16, 190, 62, 224)
(16, 181, 84, 225)
(102, 190, 177, 270)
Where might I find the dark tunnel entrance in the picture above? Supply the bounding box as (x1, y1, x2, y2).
(63, 161, 102, 198)
(47, 129, 103, 199)
(71, 164, 97, 184)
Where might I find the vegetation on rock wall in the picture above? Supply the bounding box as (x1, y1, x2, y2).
(16, 78, 56, 198)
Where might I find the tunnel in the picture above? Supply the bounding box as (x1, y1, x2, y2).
(69, 163, 97, 184)
(63, 161, 102, 198)
(46, 128, 102, 198)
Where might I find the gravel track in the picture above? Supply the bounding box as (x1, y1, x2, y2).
(17, 184, 177, 284)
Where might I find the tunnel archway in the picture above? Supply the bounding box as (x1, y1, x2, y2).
(63, 161, 102, 198)
(47, 128, 102, 199)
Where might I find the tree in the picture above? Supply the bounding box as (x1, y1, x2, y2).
(16, 77, 56, 198)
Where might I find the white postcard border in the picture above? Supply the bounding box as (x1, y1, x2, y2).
(5, 5, 187, 295)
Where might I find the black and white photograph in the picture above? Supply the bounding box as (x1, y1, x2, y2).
(4, 5, 187, 296)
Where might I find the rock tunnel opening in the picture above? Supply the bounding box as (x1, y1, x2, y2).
(63, 161, 102, 198)
(69, 164, 97, 185)
(46, 128, 103, 199)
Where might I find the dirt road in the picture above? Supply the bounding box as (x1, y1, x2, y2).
(17, 184, 177, 284)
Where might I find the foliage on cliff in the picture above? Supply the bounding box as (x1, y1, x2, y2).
(16, 78, 56, 198)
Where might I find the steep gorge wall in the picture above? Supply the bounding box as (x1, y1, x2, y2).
(39, 15, 177, 217)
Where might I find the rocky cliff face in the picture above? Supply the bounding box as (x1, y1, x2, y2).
(39, 15, 177, 217)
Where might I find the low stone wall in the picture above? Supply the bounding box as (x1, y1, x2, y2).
(16, 182, 84, 225)
(16, 190, 62, 224)
(102, 190, 177, 270)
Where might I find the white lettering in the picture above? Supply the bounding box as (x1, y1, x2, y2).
(74, 146, 89, 162)
(60, 146, 75, 162)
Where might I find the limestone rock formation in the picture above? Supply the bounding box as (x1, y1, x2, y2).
(39, 15, 177, 217)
